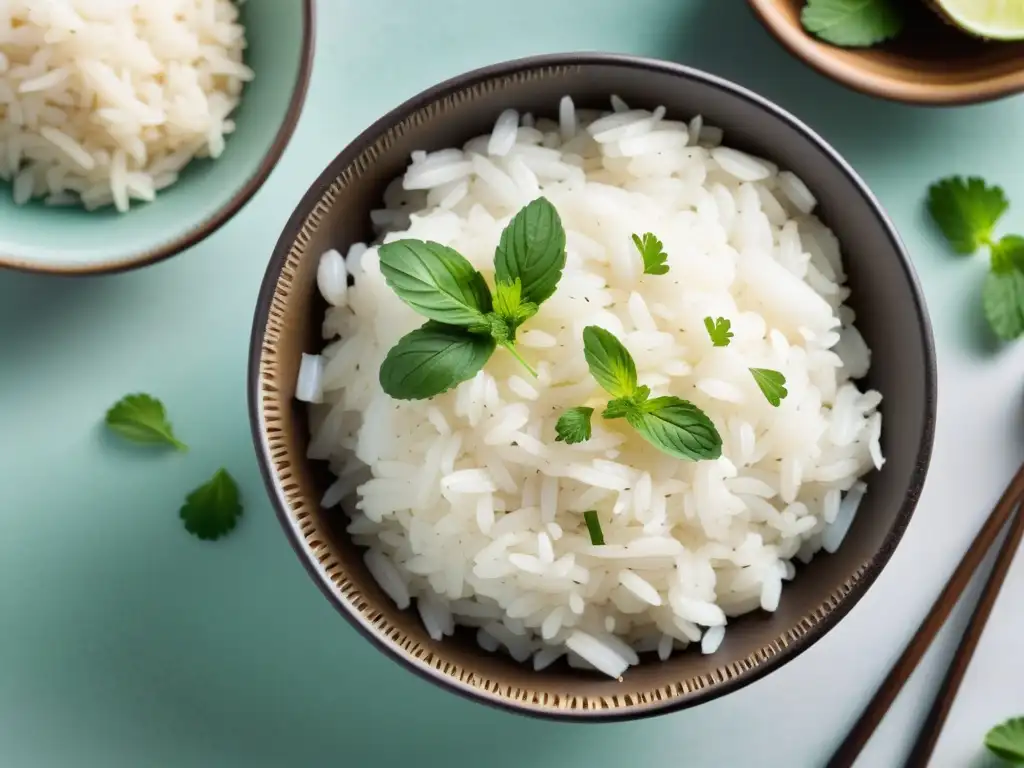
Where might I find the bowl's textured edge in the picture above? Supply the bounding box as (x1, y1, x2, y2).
(0, 0, 316, 276)
(248, 52, 937, 720)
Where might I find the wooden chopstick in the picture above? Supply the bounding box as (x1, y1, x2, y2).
(826, 460, 1024, 768)
(903, 499, 1024, 767)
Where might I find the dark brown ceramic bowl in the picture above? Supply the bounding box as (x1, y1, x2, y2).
(249, 53, 937, 720)
(748, 0, 1024, 105)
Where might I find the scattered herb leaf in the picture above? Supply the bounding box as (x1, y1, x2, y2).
(379, 322, 496, 400)
(104, 393, 187, 451)
(378, 240, 493, 327)
(494, 197, 567, 306)
(983, 269, 1024, 341)
(555, 406, 594, 444)
(800, 0, 904, 48)
(986, 717, 1024, 764)
(632, 232, 669, 276)
(928, 176, 1009, 255)
(583, 509, 605, 546)
(626, 396, 723, 461)
(750, 368, 788, 407)
(991, 234, 1024, 275)
(179, 468, 242, 541)
(583, 325, 639, 399)
(704, 316, 733, 347)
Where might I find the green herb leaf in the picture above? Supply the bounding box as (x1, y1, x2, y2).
(983, 268, 1024, 341)
(104, 393, 187, 451)
(986, 717, 1024, 764)
(625, 396, 722, 461)
(583, 325, 638, 399)
(991, 234, 1024, 275)
(555, 406, 594, 444)
(583, 509, 605, 545)
(378, 239, 493, 327)
(750, 368, 788, 407)
(492, 277, 540, 334)
(927, 176, 1009, 254)
(494, 197, 567, 306)
(179, 468, 242, 541)
(379, 322, 496, 400)
(800, 0, 903, 48)
(632, 232, 669, 276)
(704, 316, 733, 347)
(602, 398, 634, 420)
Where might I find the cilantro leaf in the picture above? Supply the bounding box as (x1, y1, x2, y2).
(983, 269, 1024, 341)
(494, 197, 567, 306)
(379, 322, 496, 400)
(750, 368, 788, 407)
(928, 176, 1009, 255)
(800, 0, 903, 48)
(583, 510, 605, 545)
(625, 396, 722, 461)
(104, 393, 187, 451)
(378, 239, 493, 327)
(632, 232, 669, 276)
(555, 406, 594, 444)
(991, 234, 1024, 275)
(583, 325, 639, 399)
(704, 316, 733, 347)
(180, 468, 242, 541)
(986, 717, 1024, 764)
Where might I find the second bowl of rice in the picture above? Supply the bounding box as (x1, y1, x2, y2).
(249, 53, 936, 720)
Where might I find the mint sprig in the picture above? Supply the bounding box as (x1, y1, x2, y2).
(377, 197, 566, 399)
(555, 326, 722, 461)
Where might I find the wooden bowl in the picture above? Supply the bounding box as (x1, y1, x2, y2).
(747, 0, 1024, 105)
(248, 53, 937, 720)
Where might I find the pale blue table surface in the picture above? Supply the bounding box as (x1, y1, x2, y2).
(4, 2, 1024, 766)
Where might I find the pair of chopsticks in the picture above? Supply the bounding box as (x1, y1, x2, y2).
(827, 461, 1024, 768)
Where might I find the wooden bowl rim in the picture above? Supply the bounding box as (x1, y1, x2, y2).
(746, 0, 1024, 106)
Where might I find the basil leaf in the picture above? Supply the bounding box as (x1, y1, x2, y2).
(583, 325, 638, 399)
(625, 396, 722, 461)
(494, 197, 567, 306)
(379, 322, 495, 400)
(983, 268, 1024, 341)
(378, 239, 492, 327)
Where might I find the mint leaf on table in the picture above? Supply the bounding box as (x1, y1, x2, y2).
(555, 406, 594, 444)
(632, 232, 669, 276)
(105, 393, 187, 451)
(985, 717, 1024, 764)
(625, 395, 723, 461)
(928, 176, 1009, 255)
(583, 325, 639, 399)
(378, 240, 493, 327)
(704, 316, 733, 347)
(800, 0, 904, 48)
(180, 468, 242, 541)
(583, 509, 605, 546)
(379, 322, 496, 400)
(494, 197, 567, 306)
(983, 269, 1024, 341)
(750, 368, 789, 407)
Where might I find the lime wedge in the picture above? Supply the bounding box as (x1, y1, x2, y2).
(932, 0, 1024, 40)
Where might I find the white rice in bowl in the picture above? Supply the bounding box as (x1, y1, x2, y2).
(300, 96, 883, 679)
(0, 0, 252, 212)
